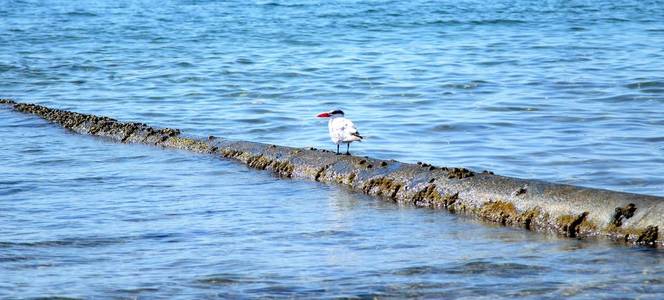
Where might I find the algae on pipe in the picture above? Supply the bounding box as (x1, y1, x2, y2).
(1, 99, 661, 248)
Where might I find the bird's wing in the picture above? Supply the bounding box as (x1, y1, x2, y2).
(340, 118, 363, 140)
(343, 118, 356, 132)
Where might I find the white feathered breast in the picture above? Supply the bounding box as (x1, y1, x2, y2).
(328, 117, 363, 144)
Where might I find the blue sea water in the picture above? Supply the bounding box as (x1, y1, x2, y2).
(1, 0, 663, 298)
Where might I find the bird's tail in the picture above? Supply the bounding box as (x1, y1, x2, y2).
(351, 132, 364, 141)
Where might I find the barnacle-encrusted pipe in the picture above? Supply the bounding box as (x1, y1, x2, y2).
(2, 99, 662, 247)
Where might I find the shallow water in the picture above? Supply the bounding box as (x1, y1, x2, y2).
(2, 110, 663, 298)
(1, 0, 664, 298)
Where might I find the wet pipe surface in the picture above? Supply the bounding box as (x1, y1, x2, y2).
(1, 99, 661, 248)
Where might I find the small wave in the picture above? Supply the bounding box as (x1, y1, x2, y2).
(470, 19, 526, 25)
(295, 229, 359, 239)
(235, 58, 254, 65)
(72, 176, 110, 183)
(394, 261, 549, 277)
(242, 107, 274, 114)
(430, 122, 490, 132)
(281, 38, 322, 47)
(393, 265, 444, 275)
(602, 17, 629, 23)
(0, 254, 33, 262)
(140, 232, 180, 241)
(625, 81, 664, 89)
(639, 88, 664, 94)
(431, 124, 455, 132)
(236, 117, 269, 124)
(481, 106, 540, 112)
(257, 1, 310, 8)
(68, 64, 101, 72)
(175, 62, 194, 68)
(197, 277, 241, 285)
(0, 180, 23, 186)
(0, 187, 28, 196)
(0, 237, 126, 248)
(424, 19, 526, 26)
(196, 273, 262, 286)
(365, 8, 386, 14)
(171, 75, 207, 83)
(643, 136, 664, 142)
(317, 11, 356, 18)
(149, 36, 170, 44)
(113, 287, 160, 294)
(246, 125, 295, 134)
(441, 80, 490, 90)
(591, 94, 643, 103)
(246, 285, 305, 295)
(446, 260, 549, 276)
(569, 26, 587, 31)
(477, 60, 518, 66)
(276, 71, 304, 78)
(65, 11, 97, 17)
(31, 297, 83, 300)
(0, 63, 19, 73)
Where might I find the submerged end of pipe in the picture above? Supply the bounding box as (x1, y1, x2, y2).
(0, 98, 17, 106)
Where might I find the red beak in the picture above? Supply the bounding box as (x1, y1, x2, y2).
(316, 112, 331, 118)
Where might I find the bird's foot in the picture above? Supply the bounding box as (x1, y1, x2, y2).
(345, 152, 351, 155)
(335, 152, 341, 155)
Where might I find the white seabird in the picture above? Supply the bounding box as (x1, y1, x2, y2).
(316, 109, 363, 155)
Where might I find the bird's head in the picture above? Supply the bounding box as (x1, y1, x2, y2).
(316, 109, 344, 118)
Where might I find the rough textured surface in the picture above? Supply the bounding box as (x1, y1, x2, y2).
(2, 99, 662, 248)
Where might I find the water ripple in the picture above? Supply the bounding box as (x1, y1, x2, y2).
(2, 0, 664, 298)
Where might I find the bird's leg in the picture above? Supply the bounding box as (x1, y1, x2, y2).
(336, 144, 340, 155)
(345, 143, 350, 155)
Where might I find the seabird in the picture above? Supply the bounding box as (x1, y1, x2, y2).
(316, 109, 363, 155)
